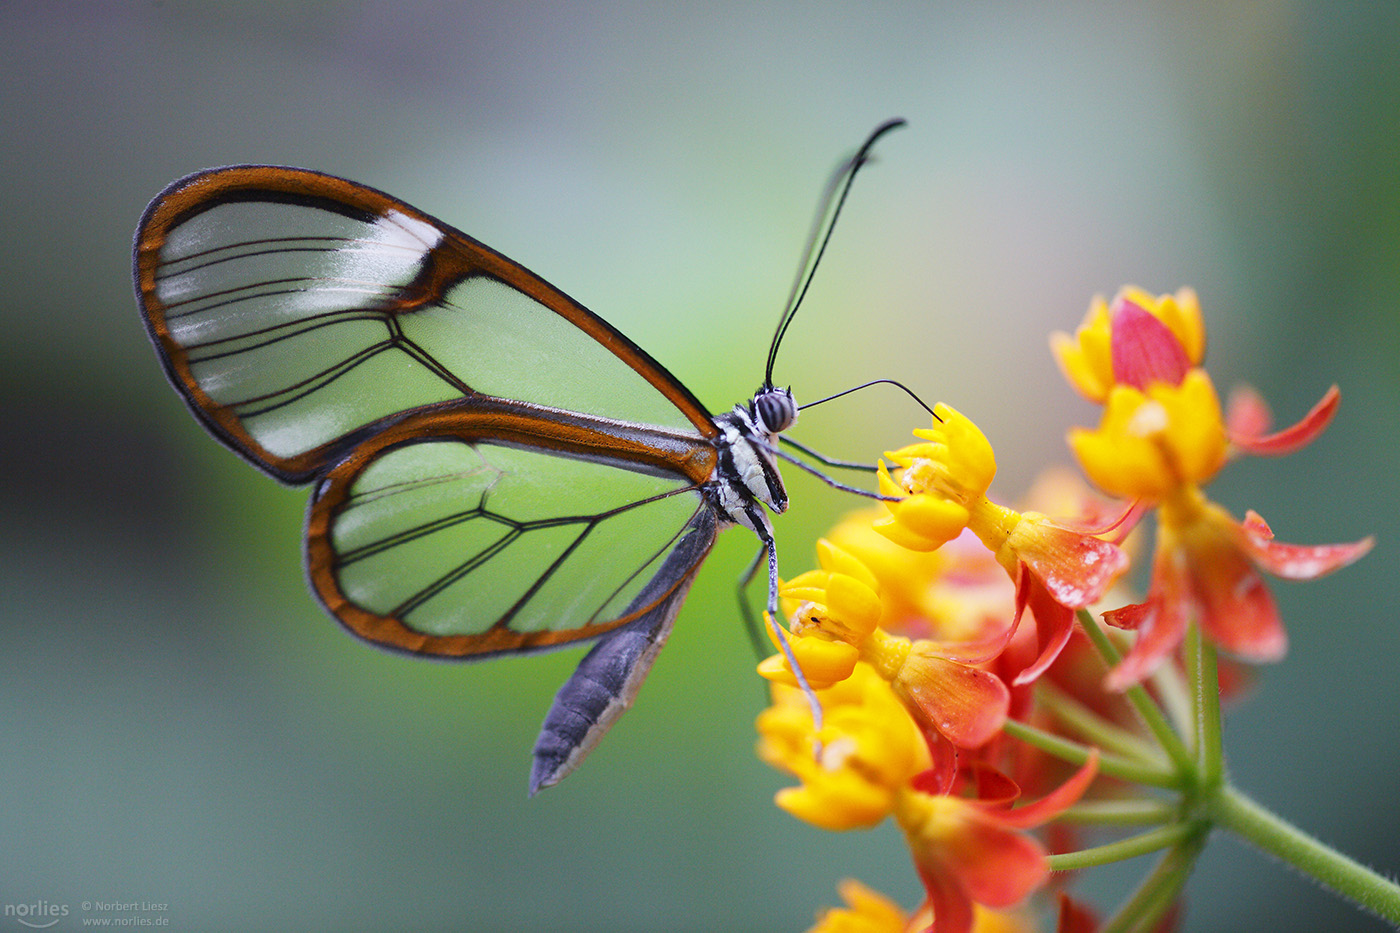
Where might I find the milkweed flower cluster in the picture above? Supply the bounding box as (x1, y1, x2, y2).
(757, 287, 1378, 932)
(758, 662, 1098, 933)
(1053, 287, 1371, 688)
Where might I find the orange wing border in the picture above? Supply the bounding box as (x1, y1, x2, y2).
(133, 164, 720, 484)
(304, 400, 720, 658)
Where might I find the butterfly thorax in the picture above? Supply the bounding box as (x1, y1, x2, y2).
(706, 386, 795, 534)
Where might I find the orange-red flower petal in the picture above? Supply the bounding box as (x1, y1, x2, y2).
(903, 797, 1046, 933)
(1235, 509, 1374, 578)
(1110, 297, 1192, 390)
(1007, 570, 1076, 687)
(890, 647, 1011, 750)
(1008, 512, 1129, 610)
(1101, 499, 1370, 689)
(1228, 384, 1341, 457)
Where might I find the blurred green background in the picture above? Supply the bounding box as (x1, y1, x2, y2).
(3, 3, 1397, 931)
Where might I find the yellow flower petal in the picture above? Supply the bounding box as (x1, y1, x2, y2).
(1069, 420, 1170, 502)
(1069, 370, 1227, 500)
(757, 637, 860, 689)
(823, 574, 883, 641)
(807, 880, 908, 933)
(1147, 285, 1205, 366)
(1050, 293, 1114, 402)
(1162, 369, 1228, 482)
(1053, 286, 1205, 403)
(780, 569, 832, 605)
(776, 774, 892, 830)
(919, 404, 998, 499)
(815, 538, 881, 592)
(757, 665, 927, 832)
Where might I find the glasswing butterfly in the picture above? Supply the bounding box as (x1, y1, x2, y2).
(133, 120, 905, 793)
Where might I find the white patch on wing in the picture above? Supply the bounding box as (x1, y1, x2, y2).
(253, 402, 355, 459)
(380, 210, 444, 251)
(322, 209, 443, 290)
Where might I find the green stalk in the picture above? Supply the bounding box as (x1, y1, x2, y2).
(1048, 823, 1196, 872)
(1037, 682, 1165, 765)
(1058, 798, 1176, 827)
(1210, 786, 1400, 926)
(1148, 651, 1193, 738)
(1077, 609, 1195, 775)
(1100, 831, 1209, 933)
(1029, 607, 1399, 926)
(1190, 623, 1224, 788)
(1000, 717, 1178, 788)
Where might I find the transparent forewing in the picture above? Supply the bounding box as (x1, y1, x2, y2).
(396, 277, 698, 434)
(134, 166, 715, 481)
(309, 435, 713, 656)
(151, 200, 445, 465)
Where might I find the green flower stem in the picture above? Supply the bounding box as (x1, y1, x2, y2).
(1077, 609, 1195, 775)
(1058, 798, 1176, 827)
(1000, 718, 1178, 788)
(1189, 624, 1224, 787)
(1148, 654, 1193, 738)
(1210, 786, 1400, 926)
(1048, 822, 1198, 872)
(1100, 832, 1209, 933)
(1014, 607, 1397, 924)
(1037, 682, 1165, 765)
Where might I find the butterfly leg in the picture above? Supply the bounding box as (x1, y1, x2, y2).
(736, 543, 768, 659)
(753, 527, 825, 733)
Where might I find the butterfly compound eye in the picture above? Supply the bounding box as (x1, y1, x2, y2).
(753, 387, 797, 434)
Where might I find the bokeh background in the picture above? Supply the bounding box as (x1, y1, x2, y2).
(3, 3, 1397, 931)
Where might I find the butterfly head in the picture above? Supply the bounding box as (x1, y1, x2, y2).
(750, 385, 797, 437)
